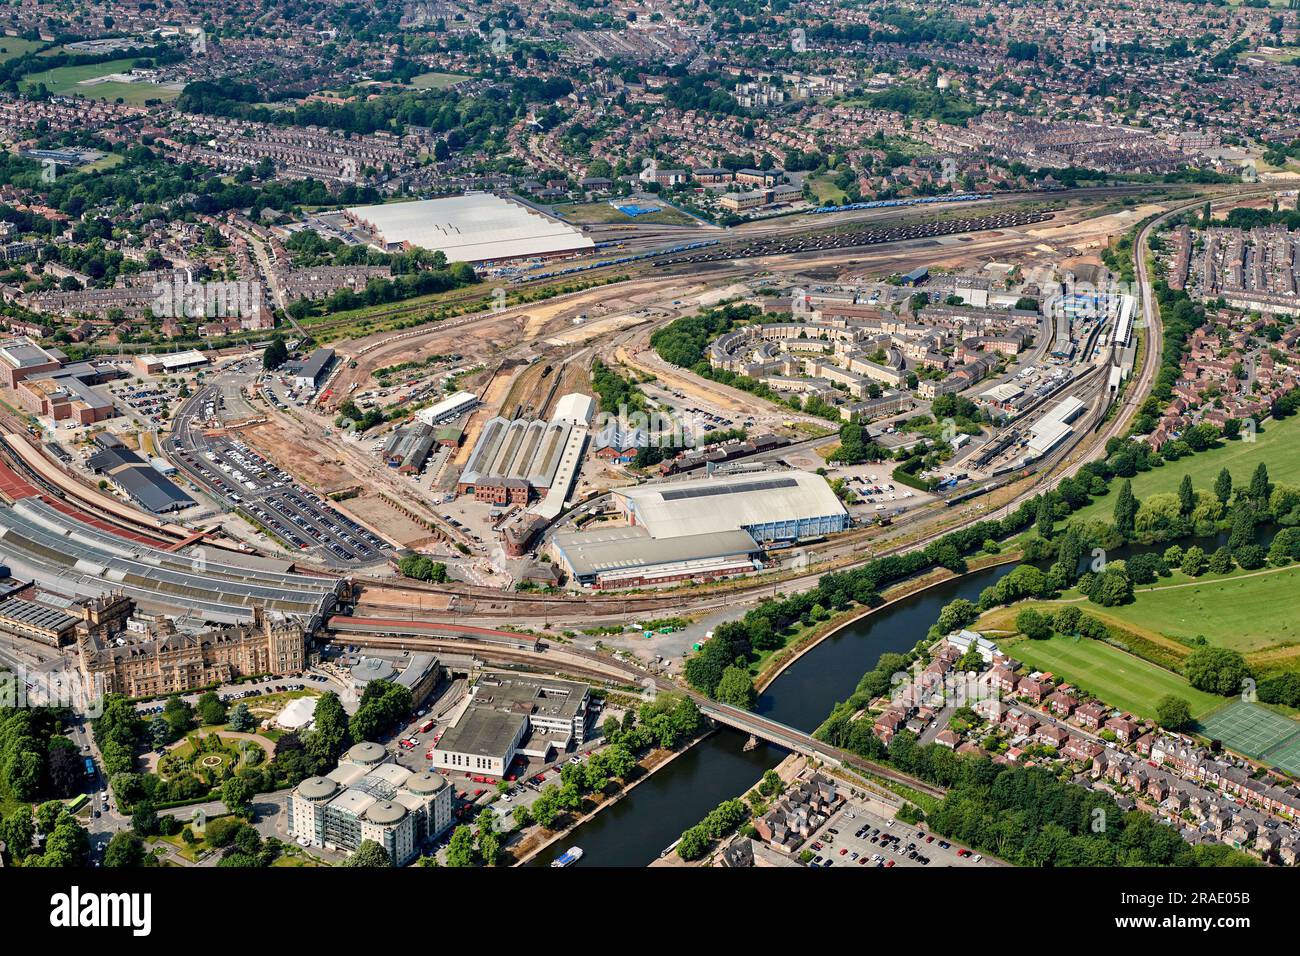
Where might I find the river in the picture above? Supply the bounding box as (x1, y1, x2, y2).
(531, 557, 1029, 866)
(530, 529, 1257, 866)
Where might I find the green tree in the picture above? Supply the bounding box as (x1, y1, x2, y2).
(1113, 479, 1137, 539)
(0, 808, 35, 861)
(1036, 496, 1055, 538)
(305, 692, 349, 772)
(1214, 467, 1233, 505)
(341, 839, 391, 867)
(714, 666, 756, 709)
(1178, 474, 1194, 516)
(1185, 646, 1252, 696)
(222, 777, 253, 816)
(1180, 545, 1206, 576)
(676, 824, 711, 860)
(937, 598, 978, 634)
(1248, 462, 1271, 504)
(131, 802, 159, 837)
(103, 831, 149, 868)
(1228, 507, 1256, 553)
(1155, 695, 1193, 731)
(1091, 565, 1134, 607)
(162, 695, 194, 737)
(1053, 604, 1083, 635)
(1015, 607, 1053, 640)
(197, 691, 227, 726)
(1208, 546, 1234, 575)
(263, 336, 289, 370)
(227, 703, 255, 733)
(444, 826, 477, 867)
(148, 715, 172, 749)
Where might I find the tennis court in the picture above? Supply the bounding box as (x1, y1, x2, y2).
(1263, 734, 1300, 778)
(1198, 699, 1300, 760)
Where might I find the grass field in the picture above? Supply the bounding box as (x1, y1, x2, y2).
(411, 71, 469, 89)
(806, 175, 848, 206)
(1078, 563, 1300, 654)
(1007, 633, 1224, 720)
(554, 201, 697, 227)
(21, 58, 181, 103)
(82, 152, 124, 173)
(0, 37, 44, 64)
(1064, 413, 1300, 527)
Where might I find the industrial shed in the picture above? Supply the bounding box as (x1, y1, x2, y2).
(614, 471, 849, 542)
(344, 194, 594, 264)
(552, 526, 760, 589)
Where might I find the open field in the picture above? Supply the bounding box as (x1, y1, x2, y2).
(411, 71, 469, 89)
(806, 175, 848, 206)
(554, 201, 697, 227)
(1065, 413, 1300, 527)
(0, 37, 44, 63)
(1005, 633, 1224, 720)
(1085, 563, 1300, 654)
(83, 152, 124, 173)
(22, 58, 182, 102)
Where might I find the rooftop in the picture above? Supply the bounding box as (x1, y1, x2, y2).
(345, 194, 593, 264)
(616, 471, 847, 538)
(434, 707, 527, 759)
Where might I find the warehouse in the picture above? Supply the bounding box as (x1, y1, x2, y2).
(615, 471, 849, 543)
(456, 416, 573, 499)
(292, 347, 335, 391)
(133, 350, 208, 376)
(1025, 394, 1087, 461)
(0, 337, 62, 388)
(350, 653, 441, 709)
(414, 390, 478, 427)
(552, 526, 760, 589)
(383, 422, 436, 473)
(344, 194, 594, 264)
(431, 709, 529, 778)
(86, 435, 194, 513)
(430, 675, 591, 775)
(551, 392, 596, 427)
(0, 597, 79, 646)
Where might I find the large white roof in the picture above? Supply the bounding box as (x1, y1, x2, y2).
(345, 194, 594, 263)
(552, 392, 596, 427)
(617, 471, 847, 538)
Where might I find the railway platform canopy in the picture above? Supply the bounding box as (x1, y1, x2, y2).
(0, 498, 341, 627)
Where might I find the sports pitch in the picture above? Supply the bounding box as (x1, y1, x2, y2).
(1198, 700, 1300, 776)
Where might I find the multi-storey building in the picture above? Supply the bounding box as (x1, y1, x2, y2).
(289, 742, 453, 866)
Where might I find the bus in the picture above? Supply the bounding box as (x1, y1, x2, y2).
(66, 794, 89, 813)
(84, 757, 95, 778)
(418, 719, 435, 734)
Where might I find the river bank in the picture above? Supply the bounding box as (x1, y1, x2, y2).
(510, 734, 707, 866)
(527, 546, 1037, 865)
(752, 549, 1023, 694)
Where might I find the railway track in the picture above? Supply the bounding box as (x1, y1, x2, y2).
(325, 622, 948, 798)
(320, 628, 646, 686)
(653, 210, 1055, 266)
